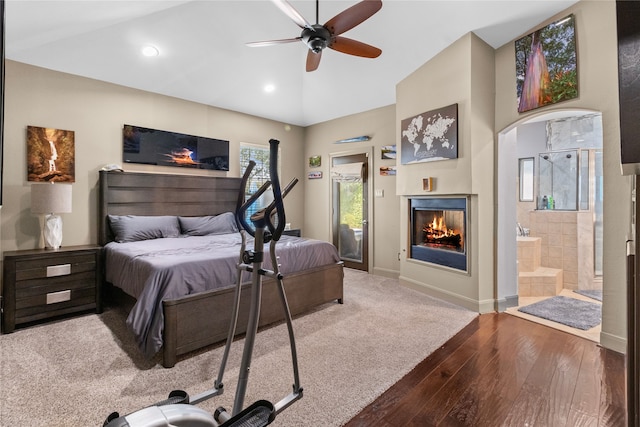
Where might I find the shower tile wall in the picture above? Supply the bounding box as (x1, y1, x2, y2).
(577, 211, 596, 290)
(529, 211, 579, 290)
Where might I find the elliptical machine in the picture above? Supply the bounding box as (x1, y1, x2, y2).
(104, 138, 301, 427)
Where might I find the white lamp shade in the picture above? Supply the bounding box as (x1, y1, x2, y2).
(31, 183, 72, 214)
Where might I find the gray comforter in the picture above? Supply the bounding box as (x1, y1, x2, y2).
(104, 233, 340, 357)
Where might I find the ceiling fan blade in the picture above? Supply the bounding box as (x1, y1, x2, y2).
(324, 0, 382, 36)
(330, 36, 381, 58)
(272, 0, 314, 30)
(306, 50, 322, 72)
(246, 37, 302, 47)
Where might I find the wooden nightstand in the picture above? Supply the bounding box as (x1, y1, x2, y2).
(2, 245, 102, 333)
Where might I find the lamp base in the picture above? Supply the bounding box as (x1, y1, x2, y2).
(44, 213, 63, 249)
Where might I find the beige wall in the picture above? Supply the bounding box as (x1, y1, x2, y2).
(388, 0, 626, 352)
(0, 0, 628, 353)
(395, 33, 496, 312)
(2, 60, 305, 254)
(495, 0, 626, 352)
(303, 105, 399, 277)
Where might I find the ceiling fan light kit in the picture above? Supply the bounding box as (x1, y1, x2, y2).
(247, 0, 382, 72)
(302, 26, 331, 53)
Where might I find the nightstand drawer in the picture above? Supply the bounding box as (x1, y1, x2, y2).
(2, 245, 102, 333)
(15, 253, 96, 281)
(15, 270, 96, 298)
(16, 287, 96, 324)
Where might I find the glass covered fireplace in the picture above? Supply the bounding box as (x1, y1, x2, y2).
(410, 197, 468, 271)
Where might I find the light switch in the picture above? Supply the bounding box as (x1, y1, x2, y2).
(375, 189, 384, 197)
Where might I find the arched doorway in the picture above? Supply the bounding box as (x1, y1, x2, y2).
(497, 108, 603, 341)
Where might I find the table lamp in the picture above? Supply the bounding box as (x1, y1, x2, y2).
(31, 183, 72, 249)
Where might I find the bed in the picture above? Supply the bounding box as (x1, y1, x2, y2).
(99, 170, 344, 368)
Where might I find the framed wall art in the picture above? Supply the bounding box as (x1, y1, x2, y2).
(516, 14, 577, 113)
(123, 125, 229, 171)
(400, 103, 458, 165)
(381, 145, 396, 160)
(27, 126, 75, 182)
(380, 166, 396, 176)
(309, 155, 321, 167)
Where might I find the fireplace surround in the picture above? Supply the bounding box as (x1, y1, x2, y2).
(410, 197, 468, 272)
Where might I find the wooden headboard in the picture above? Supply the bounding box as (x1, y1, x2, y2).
(98, 170, 243, 245)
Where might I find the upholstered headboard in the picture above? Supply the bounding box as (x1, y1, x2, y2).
(98, 170, 242, 245)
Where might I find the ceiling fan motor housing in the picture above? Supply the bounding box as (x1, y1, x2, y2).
(302, 25, 331, 53)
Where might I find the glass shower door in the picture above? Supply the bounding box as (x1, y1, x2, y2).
(538, 150, 578, 210)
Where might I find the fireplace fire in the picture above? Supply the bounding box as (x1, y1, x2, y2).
(410, 197, 467, 271)
(422, 213, 463, 250)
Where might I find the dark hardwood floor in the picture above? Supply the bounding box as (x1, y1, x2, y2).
(344, 312, 626, 427)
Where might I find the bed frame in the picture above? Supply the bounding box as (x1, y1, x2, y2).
(98, 170, 344, 367)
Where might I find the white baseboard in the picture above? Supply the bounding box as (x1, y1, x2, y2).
(399, 275, 493, 313)
(496, 295, 519, 312)
(599, 330, 627, 354)
(372, 267, 400, 279)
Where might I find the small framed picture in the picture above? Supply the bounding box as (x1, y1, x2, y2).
(380, 166, 396, 176)
(309, 155, 321, 167)
(423, 177, 433, 191)
(308, 171, 323, 179)
(381, 145, 396, 160)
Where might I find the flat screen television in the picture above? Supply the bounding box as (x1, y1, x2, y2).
(123, 124, 229, 171)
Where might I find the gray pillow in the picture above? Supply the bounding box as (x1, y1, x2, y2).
(179, 212, 238, 236)
(108, 215, 180, 243)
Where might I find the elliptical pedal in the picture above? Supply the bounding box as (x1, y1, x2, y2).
(218, 400, 275, 427)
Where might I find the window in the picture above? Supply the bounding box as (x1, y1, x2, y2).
(239, 143, 278, 220)
(519, 157, 534, 202)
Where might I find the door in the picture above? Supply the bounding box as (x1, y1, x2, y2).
(331, 153, 369, 271)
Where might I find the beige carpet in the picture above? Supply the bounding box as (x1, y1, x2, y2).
(0, 269, 476, 426)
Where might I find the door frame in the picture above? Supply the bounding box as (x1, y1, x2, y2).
(496, 109, 603, 309)
(330, 147, 373, 272)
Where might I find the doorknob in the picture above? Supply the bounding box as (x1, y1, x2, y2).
(362, 220, 368, 225)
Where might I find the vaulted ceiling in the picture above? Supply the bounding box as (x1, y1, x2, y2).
(6, 0, 578, 126)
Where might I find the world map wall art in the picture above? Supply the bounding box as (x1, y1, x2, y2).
(400, 103, 458, 165)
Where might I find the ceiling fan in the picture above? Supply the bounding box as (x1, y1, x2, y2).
(247, 0, 382, 72)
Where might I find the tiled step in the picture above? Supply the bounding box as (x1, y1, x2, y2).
(518, 267, 563, 297)
(517, 236, 542, 272)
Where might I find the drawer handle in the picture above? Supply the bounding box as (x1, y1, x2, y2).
(47, 290, 71, 304)
(46, 264, 71, 277)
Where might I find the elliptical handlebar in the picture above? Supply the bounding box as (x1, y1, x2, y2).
(235, 139, 297, 242)
(263, 139, 285, 241)
(236, 160, 269, 238)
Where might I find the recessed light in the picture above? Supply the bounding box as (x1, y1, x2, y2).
(141, 45, 160, 57)
(264, 84, 275, 93)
